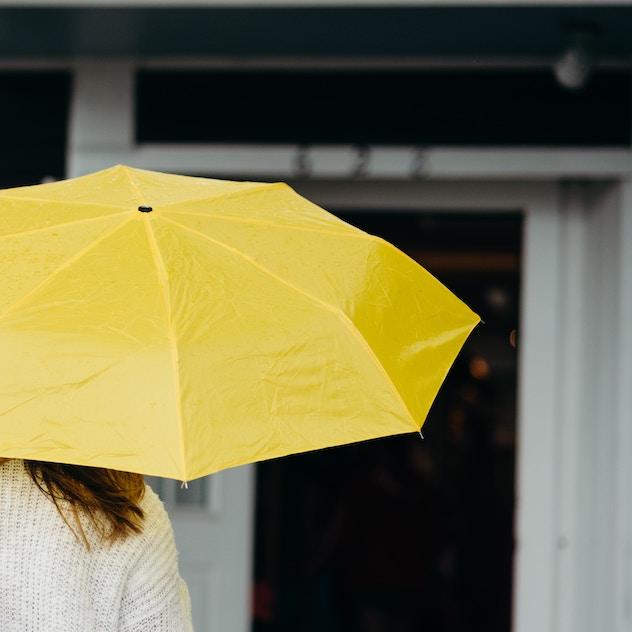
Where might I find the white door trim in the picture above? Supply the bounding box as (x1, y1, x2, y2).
(614, 181, 632, 632)
(310, 179, 632, 632)
(299, 179, 562, 632)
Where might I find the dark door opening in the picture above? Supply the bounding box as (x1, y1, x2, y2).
(253, 210, 521, 632)
(0, 72, 70, 188)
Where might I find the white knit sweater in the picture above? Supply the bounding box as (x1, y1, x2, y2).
(0, 458, 194, 631)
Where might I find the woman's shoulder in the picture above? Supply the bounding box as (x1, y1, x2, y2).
(84, 481, 179, 589)
(127, 483, 174, 551)
(119, 484, 193, 630)
(66, 479, 175, 564)
(138, 483, 169, 524)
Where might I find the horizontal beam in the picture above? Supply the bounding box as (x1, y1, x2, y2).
(70, 145, 632, 181)
(4, 0, 632, 6)
(1, 56, 632, 71)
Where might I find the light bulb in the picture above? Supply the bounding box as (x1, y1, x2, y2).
(554, 41, 592, 90)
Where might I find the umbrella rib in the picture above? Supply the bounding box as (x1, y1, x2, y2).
(152, 181, 286, 212)
(121, 166, 147, 206)
(0, 214, 135, 323)
(162, 209, 371, 241)
(0, 210, 131, 241)
(143, 219, 188, 483)
(159, 214, 420, 434)
(0, 195, 127, 211)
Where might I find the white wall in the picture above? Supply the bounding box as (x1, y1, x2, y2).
(566, 181, 632, 632)
(526, 180, 632, 632)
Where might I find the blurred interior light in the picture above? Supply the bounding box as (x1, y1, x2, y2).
(486, 286, 510, 311)
(509, 329, 517, 348)
(40, 175, 57, 184)
(554, 31, 594, 90)
(469, 356, 490, 380)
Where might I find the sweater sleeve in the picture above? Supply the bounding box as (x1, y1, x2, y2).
(118, 487, 194, 632)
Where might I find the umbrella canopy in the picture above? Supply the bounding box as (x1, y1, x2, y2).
(0, 165, 479, 482)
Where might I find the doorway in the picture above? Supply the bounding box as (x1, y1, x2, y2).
(252, 209, 522, 632)
(0, 71, 70, 188)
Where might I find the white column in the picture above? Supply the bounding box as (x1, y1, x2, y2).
(613, 180, 632, 632)
(548, 179, 632, 632)
(513, 184, 561, 632)
(66, 60, 135, 177)
(552, 182, 589, 632)
(514, 179, 632, 632)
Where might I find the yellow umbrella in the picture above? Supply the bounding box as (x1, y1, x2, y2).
(0, 165, 479, 483)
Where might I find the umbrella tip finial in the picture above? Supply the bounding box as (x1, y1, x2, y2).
(418, 429, 424, 440)
(180, 480, 188, 489)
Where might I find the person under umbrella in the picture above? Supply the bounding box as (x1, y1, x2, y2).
(0, 456, 193, 630)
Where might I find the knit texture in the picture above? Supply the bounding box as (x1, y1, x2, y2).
(0, 458, 194, 631)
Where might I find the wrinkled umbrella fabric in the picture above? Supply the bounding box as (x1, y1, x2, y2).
(0, 165, 480, 482)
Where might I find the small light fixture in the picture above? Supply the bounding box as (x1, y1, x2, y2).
(553, 26, 597, 91)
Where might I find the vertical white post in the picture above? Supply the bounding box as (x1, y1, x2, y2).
(572, 182, 623, 632)
(552, 182, 593, 632)
(66, 60, 135, 178)
(513, 185, 560, 632)
(613, 180, 632, 632)
(545, 180, 632, 632)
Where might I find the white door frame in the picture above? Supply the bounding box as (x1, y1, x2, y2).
(60, 59, 632, 632)
(299, 178, 632, 632)
(298, 179, 562, 632)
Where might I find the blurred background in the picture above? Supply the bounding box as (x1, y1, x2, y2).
(1, 2, 631, 632)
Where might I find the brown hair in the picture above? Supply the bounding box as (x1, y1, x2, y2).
(24, 460, 147, 551)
